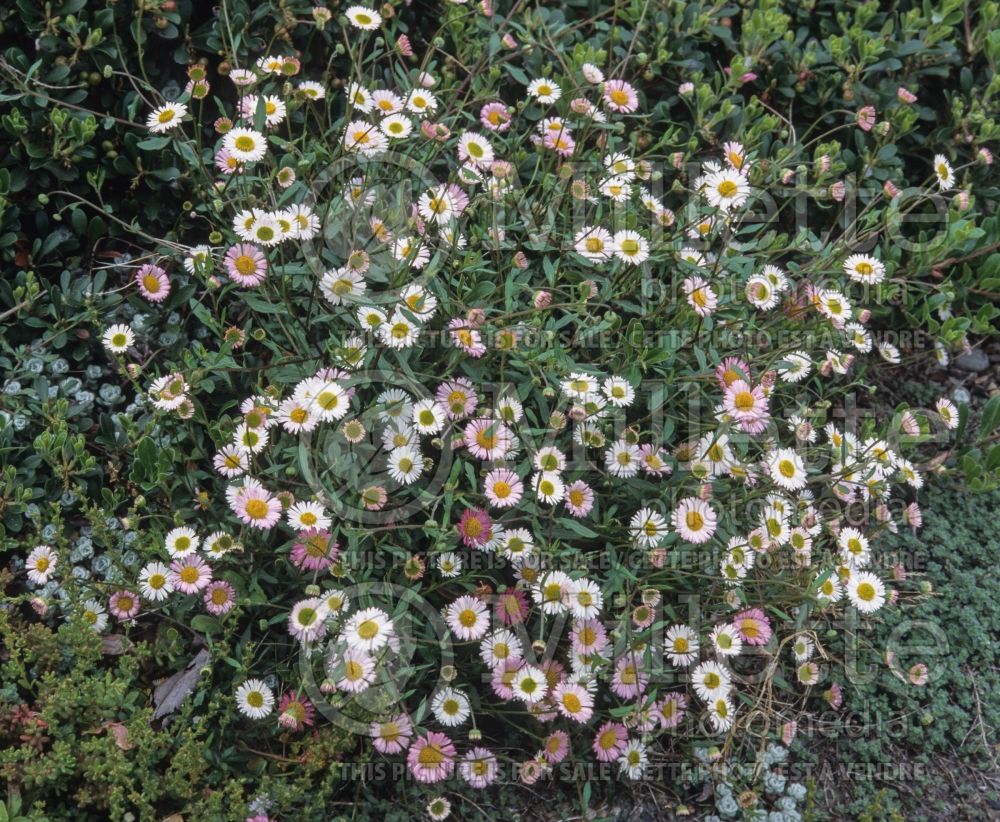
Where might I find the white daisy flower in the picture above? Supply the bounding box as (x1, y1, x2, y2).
(146, 102, 188, 133)
(235, 678, 275, 719)
(387, 445, 424, 484)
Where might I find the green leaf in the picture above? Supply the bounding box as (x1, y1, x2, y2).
(979, 395, 1000, 440)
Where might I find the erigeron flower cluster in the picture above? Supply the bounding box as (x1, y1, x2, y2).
(46, 12, 971, 803)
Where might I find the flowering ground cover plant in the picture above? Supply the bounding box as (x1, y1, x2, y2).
(2, 0, 1000, 820)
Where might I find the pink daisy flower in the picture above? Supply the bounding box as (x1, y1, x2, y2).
(108, 590, 140, 620)
(490, 658, 522, 699)
(277, 691, 315, 731)
(564, 480, 595, 517)
(603, 79, 639, 112)
(231, 479, 282, 530)
(494, 588, 529, 626)
(592, 722, 628, 762)
(480, 102, 512, 132)
(290, 529, 340, 572)
(908, 663, 929, 686)
(540, 730, 570, 764)
(370, 713, 413, 754)
(449, 318, 487, 358)
(656, 692, 687, 729)
(542, 128, 575, 157)
(460, 746, 499, 787)
(135, 264, 170, 303)
(484, 467, 523, 508)
(552, 682, 594, 723)
(203, 580, 236, 615)
(215, 148, 241, 174)
(458, 507, 493, 548)
(407, 731, 456, 783)
(733, 607, 773, 646)
(224, 243, 268, 287)
(436, 378, 478, 419)
(723, 379, 770, 433)
(571, 618, 608, 655)
(463, 419, 512, 460)
(169, 555, 212, 594)
(610, 652, 648, 699)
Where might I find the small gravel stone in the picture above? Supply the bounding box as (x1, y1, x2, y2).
(954, 348, 990, 372)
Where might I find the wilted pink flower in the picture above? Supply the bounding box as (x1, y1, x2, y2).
(856, 105, 876, 131)
(533, 290, 552, 309)
(739, 71, 757, 83)
(420, 120, 451, 142)
(395, 34, 413, 56)
(903, 502, 923, 533)
(897, 87, 917, 103)
(824, 682, 843, 709)
(978, 147, 993, 165)
(782, 721, 798, 745)
(830, 180, 846, 201)
(277, 691, 315, 731)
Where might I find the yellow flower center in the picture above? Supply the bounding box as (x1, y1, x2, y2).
(562, 692, 582, 713)
(717, 179, 738, 197)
